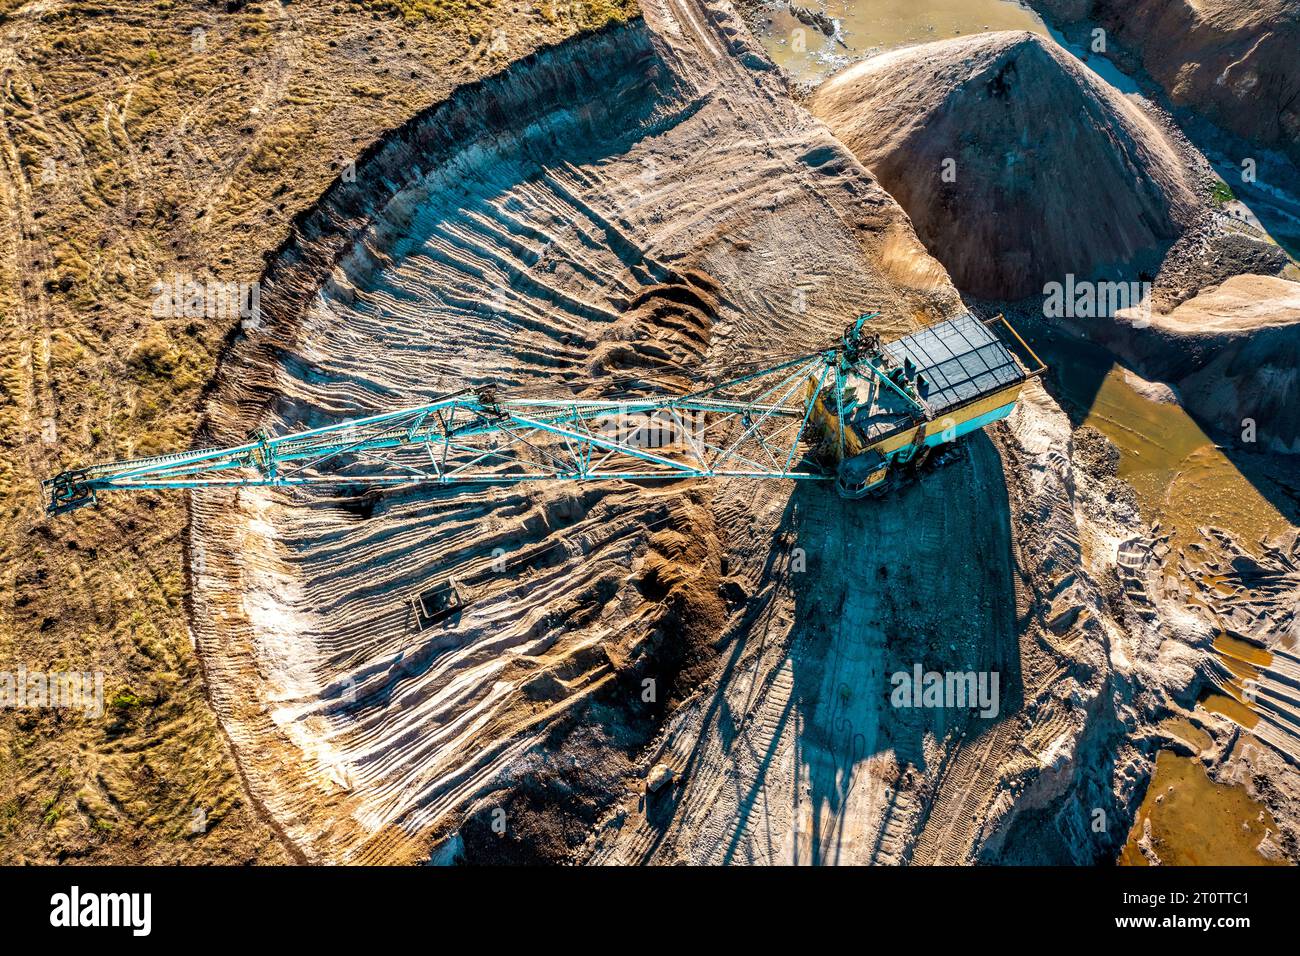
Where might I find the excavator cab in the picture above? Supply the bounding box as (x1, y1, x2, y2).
(835, 449, 890, 499)
(812, 313, 1043, 498)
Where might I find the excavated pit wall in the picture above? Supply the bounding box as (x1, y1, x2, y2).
(188, 1, 992, 864)
(189, 16, 712, 868)
(188, 0, 1231, 864)
(185, 0, 1265, 864)
(1033, 0, 1300, 167)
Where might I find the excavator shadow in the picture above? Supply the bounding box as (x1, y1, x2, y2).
(726, 430, 1024, 864)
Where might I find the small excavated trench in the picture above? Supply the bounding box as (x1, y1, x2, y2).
(185, 0, 1295, 866)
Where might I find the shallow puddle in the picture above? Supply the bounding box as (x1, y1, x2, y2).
(1032, 327, 1292, 559)
(1198, 689, 1261, 731)
(1214, 633, 1274, 669)
(1120, 750, 1280, 865)
(1202, 636, 1272, 735)
(755, 0, 1047, 83)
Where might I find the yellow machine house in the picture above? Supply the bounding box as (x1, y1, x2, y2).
(810, 313, 1045, 498)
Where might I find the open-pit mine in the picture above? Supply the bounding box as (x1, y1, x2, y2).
(2, 0, 1298, 894)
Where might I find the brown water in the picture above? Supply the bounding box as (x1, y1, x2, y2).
(1199, 690, 1261, 730)
(1214, 633, 1274, 670)
(1202, 636, 1272, 732)
(1032, 327, 1291, 559)
(1120, 750, 1281, 865)
(1031, 328, 1292, 863)
(756, 0, 1047, 83)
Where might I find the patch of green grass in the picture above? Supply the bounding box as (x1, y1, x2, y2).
(1209, 179, 1236, 206)
(41, 797, 62, 828)
(571, 0, 638, 28)
(352, 0, 488, 23)
(353, 0, 637, 28)
(110, 690, 142, 711)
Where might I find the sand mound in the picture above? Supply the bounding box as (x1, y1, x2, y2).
(809, 31, 1200, 299)
(1150, 273, 1300, 336)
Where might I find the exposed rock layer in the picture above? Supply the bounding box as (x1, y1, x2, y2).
(1037, 0, 1300, 166)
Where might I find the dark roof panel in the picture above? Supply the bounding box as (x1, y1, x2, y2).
(885, 314, 1026, 415)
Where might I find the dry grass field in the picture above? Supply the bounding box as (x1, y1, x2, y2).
(0, 0, 633, 864)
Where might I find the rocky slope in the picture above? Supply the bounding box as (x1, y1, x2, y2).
(807, 31, 1201, 300)
(1094, 274, 1300, 455)
(1035, 0, 1300, 166)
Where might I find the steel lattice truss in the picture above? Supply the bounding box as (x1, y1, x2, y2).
(46, 351, 850, 514)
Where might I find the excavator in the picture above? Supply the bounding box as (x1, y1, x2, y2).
(44, 312, 1045, 517)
